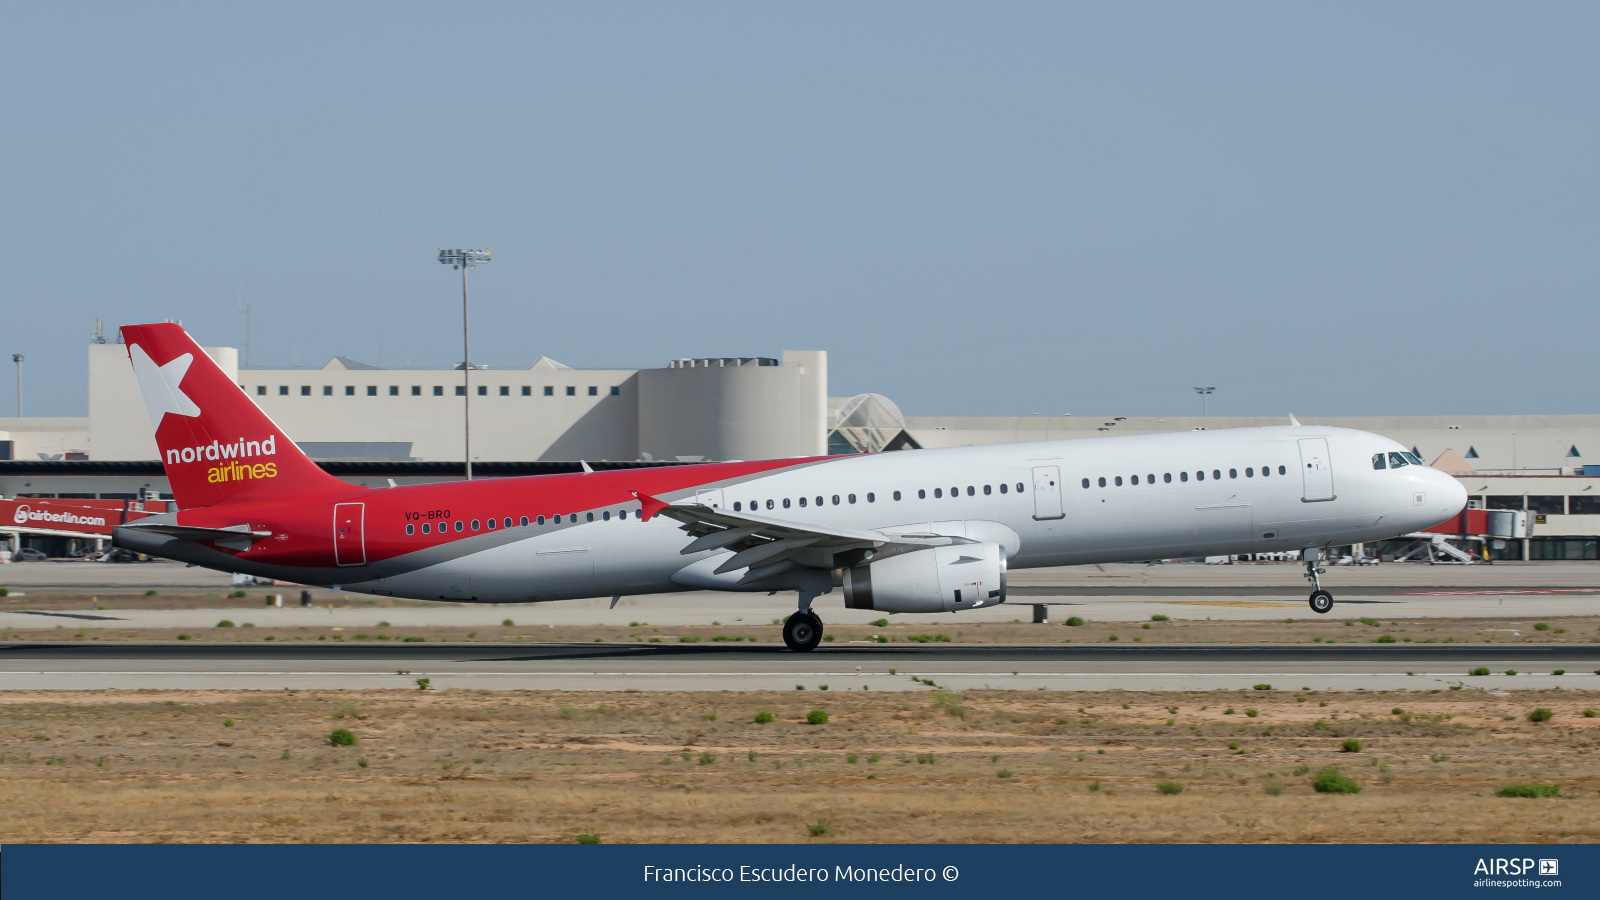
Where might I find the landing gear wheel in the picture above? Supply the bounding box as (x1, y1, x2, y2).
(1309, 590, 1333, 615)
(783, 611, 823, 652)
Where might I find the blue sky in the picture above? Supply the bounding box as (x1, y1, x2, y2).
(2, 2, 1595, 418)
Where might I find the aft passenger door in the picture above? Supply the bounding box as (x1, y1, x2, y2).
(1032, 466, 1064, 520)
(333, 502, 366, 566)
(1298, 438, 1335, 502)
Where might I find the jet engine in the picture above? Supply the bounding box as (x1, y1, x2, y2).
(842, 543, 1007, 613)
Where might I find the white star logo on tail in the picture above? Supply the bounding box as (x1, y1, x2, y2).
(130, 344, 202, 432)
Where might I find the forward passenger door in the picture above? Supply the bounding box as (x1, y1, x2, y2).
(1298, 438, 1335, 502)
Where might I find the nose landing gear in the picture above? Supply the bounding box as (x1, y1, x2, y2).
(1303, 548, 1333, 614)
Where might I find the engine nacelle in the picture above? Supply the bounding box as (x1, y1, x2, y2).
(842, 543, 1007, 613)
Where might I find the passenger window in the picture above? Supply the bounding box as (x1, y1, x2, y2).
(831, 495, 840, 505)
(950, 486, 958, 497)
(586, 513, 594, 522)
(1213, 470, 1221, 480)
(470, 519, 480, 530)
(1388, 452, 1409, 469)
(1016, 483, 1024, 492)
(520, 516, 529, 526)
(867, 493, 875, 502)
(798, 497, 807, 507)
(1114, 476, 1123, 486)
(1082, 478, 1090, 489)
(536, 516, 545, 525)
(1147, 474, 1154, 484)
(1196, 471, 1205, 481)
(454, 520, 464, 532)
(1262, 465, 1271, 477)
(816, 496, 824, 506)
(1131, 475, 1139, 485)
(983, 485, 991, 495)
(848, 494, 857, 504)
(486, 518, 497, 530)
(406, 524, 415, 535)
(733, 502, 741, 511)
(892, 491, 901, 500)
(934, 488, 943, 498)
(1000, 483, 1008, 494)
(422, 523, 430, 534)
(1278, 465, 1286, 475)
(1229, 469, 1237, 479)
(1245, 468, 1254, 477)
(783, 498, 791, 508)
(766, 499, 775, 510)
(1180, 472, 1188, 482)
(966, 486, 974, 496)
(1164, 473, 1172, 483)
(1097, 477, 1106, 488)
(603, 511, 610, 521)
(619, 510, 628, 519)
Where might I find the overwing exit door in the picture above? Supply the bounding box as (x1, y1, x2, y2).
(694, 489, 724, 509)
(1032, 465, 1064, 520)
(334, 502, 366, 566)
(1298, 438, 1335, 502)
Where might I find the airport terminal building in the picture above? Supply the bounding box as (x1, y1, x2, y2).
(4, 337, 1600, 561)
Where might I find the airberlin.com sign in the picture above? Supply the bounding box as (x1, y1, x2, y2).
(10, 504, 109, 528)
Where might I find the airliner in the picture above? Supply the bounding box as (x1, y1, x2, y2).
(112, 323, 1467, 651)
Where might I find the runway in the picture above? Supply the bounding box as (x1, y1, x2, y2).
(4, 641, 1597, 693)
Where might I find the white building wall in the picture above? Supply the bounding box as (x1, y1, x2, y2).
(239, 363, 640, 461)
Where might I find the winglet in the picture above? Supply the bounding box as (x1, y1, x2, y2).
(1288, 414, 1300, 426)
(632, 491, 670, 523)
(580, 460, 594, 474)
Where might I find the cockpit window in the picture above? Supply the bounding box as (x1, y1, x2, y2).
(1402, 451, 1423, 465)
(1372, 453, 1387, 470)
(1388, 452, 1410, 469)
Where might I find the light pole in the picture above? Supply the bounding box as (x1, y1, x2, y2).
(437, 247, 491, 480)
(11, 354, 22, 417)
(1193, 386, 1215, 418)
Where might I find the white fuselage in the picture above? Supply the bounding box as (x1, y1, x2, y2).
(356, 425, 1467, 606)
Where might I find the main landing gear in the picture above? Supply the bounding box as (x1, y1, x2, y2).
(1303, 548, 1334, 614)
(782, 570, 833, 652)
(783, 611, 823, 652)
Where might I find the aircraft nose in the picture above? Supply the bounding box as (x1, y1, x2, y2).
(1430, 467, 1468, 518)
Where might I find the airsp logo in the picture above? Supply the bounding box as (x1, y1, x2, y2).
(1474, 858, 1556, 876)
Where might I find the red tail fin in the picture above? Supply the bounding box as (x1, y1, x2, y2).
(120, 323, 351, 509)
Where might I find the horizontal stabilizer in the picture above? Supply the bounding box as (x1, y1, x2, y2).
(119, 521, 272, 545)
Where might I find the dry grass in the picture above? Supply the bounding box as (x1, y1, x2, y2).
(2, 687, 1598, 843)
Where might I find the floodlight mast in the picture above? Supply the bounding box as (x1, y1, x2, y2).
(1193, 386, 1215, 418)
(438, 247, 491, 480)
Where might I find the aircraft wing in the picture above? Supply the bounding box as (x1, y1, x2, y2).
(655, 501, 956, 583)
